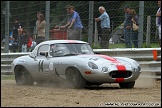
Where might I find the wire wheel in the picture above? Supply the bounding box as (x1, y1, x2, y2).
(66, 68, 86, 89)
(15, 66, 34, 85)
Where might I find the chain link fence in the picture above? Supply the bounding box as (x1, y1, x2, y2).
(1, 1, 160, 53)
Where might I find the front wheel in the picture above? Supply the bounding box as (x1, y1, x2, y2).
(15, 66, 34, 85)
(66, 68, 86, 89)
(119, 81, 135, 88)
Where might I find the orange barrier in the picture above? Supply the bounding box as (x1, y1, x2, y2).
(152, 49, 158, 60)
(50, 29, 67, 40)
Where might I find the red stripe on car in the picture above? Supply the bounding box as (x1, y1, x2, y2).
(97, 54, 126, 82)
(66, 40, 78, 43)
(115, 65, 126, 71)
(115, 78, 124, 82)
(97, 54, 126, 71)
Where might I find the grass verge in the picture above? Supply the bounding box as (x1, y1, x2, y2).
(1, 75, 15, 80)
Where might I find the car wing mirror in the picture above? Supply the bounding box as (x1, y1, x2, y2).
(40, 51, 48, 57)
(29, 52, 36, 59)
(94, 52, 100, 54)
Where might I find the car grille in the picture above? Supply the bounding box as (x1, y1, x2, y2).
(109, 71, 132, 78)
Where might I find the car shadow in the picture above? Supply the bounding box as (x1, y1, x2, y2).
(85, 85, 121, 90)
(32, 81, 122, 90)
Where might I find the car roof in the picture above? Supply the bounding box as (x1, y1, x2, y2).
(39, 40, 88, 45)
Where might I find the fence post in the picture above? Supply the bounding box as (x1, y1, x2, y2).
(4, 1, 9, 53)
(45, 1, 50, 41)
(138, 1, 144, 48)
(88, 1, 94, 46)
(94, 21, 98, 47)
(146, 16, 151, 47)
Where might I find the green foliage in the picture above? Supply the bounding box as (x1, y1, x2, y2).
(141, 42, 160, 48)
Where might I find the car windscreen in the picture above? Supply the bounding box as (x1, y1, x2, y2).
(50, 43, 94, 57)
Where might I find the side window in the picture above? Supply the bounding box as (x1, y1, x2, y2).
(81, 44, 90, 54)
(50, 44, 64, 57)
(37, 44, 49, 56)
(50, 44, 57, 57)
(50, 44, 70, 57)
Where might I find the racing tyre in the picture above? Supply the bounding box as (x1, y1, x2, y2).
(15, 66, 34, 85)
(119, 81, 135, 88)
(66, 68, 86, 89)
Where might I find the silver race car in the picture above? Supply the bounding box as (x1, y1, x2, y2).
(11, 40, 141, 89)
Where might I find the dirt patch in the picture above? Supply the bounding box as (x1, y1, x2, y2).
(1, 78, 161, 107)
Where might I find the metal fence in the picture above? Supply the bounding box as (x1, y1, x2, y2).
(1, 1, 160, 53)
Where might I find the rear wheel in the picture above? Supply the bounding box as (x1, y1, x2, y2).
(119, 81, 135, 88)
(66, 68, 86, 89)
(15, 66, 34, 85)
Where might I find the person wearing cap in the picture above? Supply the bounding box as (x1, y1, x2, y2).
(95, 6, 111, 49)
(60, 6, 83, 40)
(123, 5, 133, 48)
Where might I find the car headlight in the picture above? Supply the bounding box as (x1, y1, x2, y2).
(102, 67, 110, 73)
(138, 66, 141, 72)
(131, 66, 141, 72)
(88, 62, 98, 69)
(133, 61, 141, 72)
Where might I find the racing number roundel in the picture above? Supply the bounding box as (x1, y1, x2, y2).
(49, 62, 53, 70)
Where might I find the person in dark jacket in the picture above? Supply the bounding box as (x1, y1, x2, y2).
(123, 5, 133, 48)
(130, 9, 139, 48)
(21, 29, 29, 52)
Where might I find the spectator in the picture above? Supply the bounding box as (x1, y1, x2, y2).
(95, 6, 111, 49)
(60, 6, 83, 40)
(29, 35, 36, 52)
(30, 36, 37, 52)
(9, 31, 14, 52)
(156, 1, 161, 47)
(34, 12, 42, 38)
(35, 14, 46, 45)
(130, 9, 139, 48)
(20, 29, 33, 52)
(27, 35, 33, 52)
(12, 18, 23, 52)
(123, 5, 133, 48)
(9, 31, 14, 45)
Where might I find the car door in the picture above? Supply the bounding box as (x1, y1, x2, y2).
(42, 57, 56, 75)
(32, 44, 49, 76)
(42, 44, 66, 76)
(42, 44, 57, 75)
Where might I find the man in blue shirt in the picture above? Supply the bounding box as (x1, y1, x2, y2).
(60, 6, 83, 40)
(95, 6, 111, 49)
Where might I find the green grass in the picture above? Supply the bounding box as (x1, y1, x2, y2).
(141, 42, 160, 48)
(1, 75, 15, 80)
